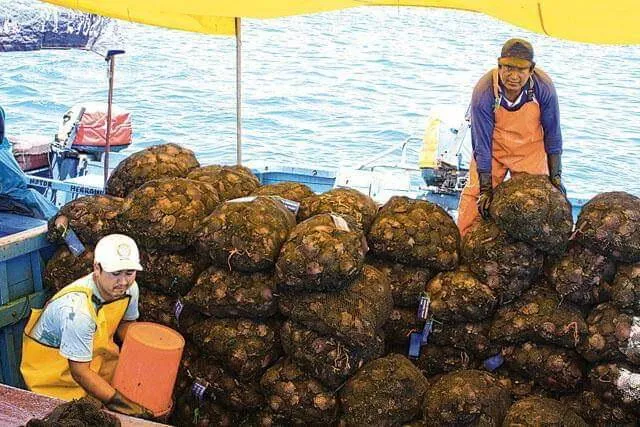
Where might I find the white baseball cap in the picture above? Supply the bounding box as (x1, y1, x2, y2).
(94, 234, 143, 273)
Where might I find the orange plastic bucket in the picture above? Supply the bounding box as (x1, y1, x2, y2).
(112, 322, 185, 417)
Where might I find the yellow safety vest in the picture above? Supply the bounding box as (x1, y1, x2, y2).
(20, 280, 130, 401)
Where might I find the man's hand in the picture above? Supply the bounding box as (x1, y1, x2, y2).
(476, 172, 493, 220)
(106, 390, 154, 419)
(547, 153, 567, 196)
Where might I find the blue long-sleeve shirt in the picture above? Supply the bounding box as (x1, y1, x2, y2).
(470, 69, 563, 174)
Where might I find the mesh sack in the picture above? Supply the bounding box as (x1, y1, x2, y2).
(430, 320, 500, 360)
(577, 303, 640, 365)
(252, 182, 315, 203)
(106, 143, 199, 197)
(589, 363, 640, 416)
(276, 213, 367, 293)
(278, 264, 393, 349)
(490, 287, 587, 349)
(118, 178, 219, 251)
(368, 258, 434, 307)
(184, 266, 277, 319)
(137, 249, 207, 297)
(47, 195, 124, 245)
(196, 196, 295, 272)
(503, 396, 587, 426)
(187, 318, 280, 381)
(547, 243, 616, 307)
(574, 191, 640, 263)
(427, 266, 498, 323)
(502, 342, 585, 392)
(611, 263, 640, 313)
(187, 164, 260, 201)
(339, 354, 429, 426)
(298, 187, 378, 232)
(260, 358, 338, 425)
(462, 220, 543, 304)
(490, 173, 573, 254)
(560, 390, 637, 427)
(280, 321, 384, 389)
(368, 196, 459, 271)
(423, 369, 511, 426)
(43, 246, 94, 292)
(411, 345, 477, 377)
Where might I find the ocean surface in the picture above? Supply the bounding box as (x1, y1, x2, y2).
(1, 7, 639, 199)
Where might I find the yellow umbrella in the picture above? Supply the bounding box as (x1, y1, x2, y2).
(39, 0, 640, 165)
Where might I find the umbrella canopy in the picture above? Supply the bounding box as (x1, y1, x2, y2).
(39, 0, 640, 44)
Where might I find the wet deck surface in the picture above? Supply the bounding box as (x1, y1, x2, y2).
(0, 384, 168, 426)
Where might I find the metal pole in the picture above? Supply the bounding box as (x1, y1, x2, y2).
(103, 49, 125, 187)
(235, 17, 242, 166)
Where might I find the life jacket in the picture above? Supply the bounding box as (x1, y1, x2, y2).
(20, 280, 130, 401)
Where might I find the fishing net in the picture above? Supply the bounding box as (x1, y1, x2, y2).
(589, 363, 640, 416)
(411, 345, 477, 377)
(502, 342, 585, 392)
(423, 369, 511, 426)
(118, 178, 219, 251)
(611, 263, 640, 312)
(47, 195, 124, 245)
(489, 287, 587, 349)
(298, 187, 378, 232)
(430, 320, 500, 360)
(489, 174, 573, 254)
(43, 246, 94, 292)
(275, 213, 367, 293)
(577, 303, 640, 365)
(187, 165, 260, 201)
(196, 196, 295, 273)
(367, 196, 460, 271)
(183, 266, 277, 319)
(137, 249, 207, 297)
(106, 143, 200, 197)
(187, 318, 281, 381)
(278, 265, 393, 349)
(462, 220, 543, 304)
(280, 321, 384, 389)
(547, 243, 616, 308)
(574, 192, 640, 263)
(367, 259, 434, 307)
(560, 390, 637, 427)
(260, 359, 338, 425)
(339, 354, 429, 426)
(252, 181, 315, 203)
(503, 396, 587, 427)
(427, 267, 498, 323)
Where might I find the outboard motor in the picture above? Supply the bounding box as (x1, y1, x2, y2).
(51, 102, 132, 180)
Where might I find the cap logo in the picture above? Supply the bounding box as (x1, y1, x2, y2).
(117, 243, 131, 259)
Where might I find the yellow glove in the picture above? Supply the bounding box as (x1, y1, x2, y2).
(105, 390, 154, 420)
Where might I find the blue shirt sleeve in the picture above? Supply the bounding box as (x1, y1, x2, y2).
(534, 70, 563, 154)
(470, 72, 496, 174)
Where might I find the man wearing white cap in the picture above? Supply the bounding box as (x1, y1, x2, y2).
(21, 234, 153, 419)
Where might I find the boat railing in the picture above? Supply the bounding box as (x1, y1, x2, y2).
(353, 137, 422, 173)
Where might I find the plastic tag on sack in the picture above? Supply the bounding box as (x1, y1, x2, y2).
(174, 299, 184, 325)
(330, 214, 350, 232)
(616, 368, 640, 401)
(191, 381, 209, 403)
(268, 196, 300, 215)
(421, 320, 433, 345)
(227, 196, 257, 203)
(408, 331, 422, 358)
(63, 228, 86, 256)
(483, 353, 504, 371)
(417, 293, 431, 320)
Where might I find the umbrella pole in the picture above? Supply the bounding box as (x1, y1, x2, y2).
(236, 17, 242, 166)
(103, 49, 125, 187)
